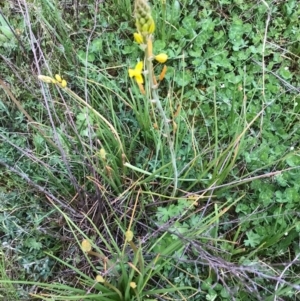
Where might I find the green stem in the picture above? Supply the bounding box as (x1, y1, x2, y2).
(105, 281, 124, 301)
(145, 39, 178, 196)
(161, 1, 166, 41)
(133, 287, 141, 301)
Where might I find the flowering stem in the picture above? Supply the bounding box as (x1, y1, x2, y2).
(129, 240, 138, 253)
(86, 250, 116, 274)
(87, 250, 106, 260)
(133, 287, 141, 301)
(145, 39, 178, 196)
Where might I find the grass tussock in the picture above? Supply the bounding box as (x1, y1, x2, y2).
(0, 0, 300, 300)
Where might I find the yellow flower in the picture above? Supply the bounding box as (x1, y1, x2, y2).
(130, 282, 137, 289)
(38, 75, 54, 83)
(155, 53, 168, 63)
(125, 230, 134, 242)
(128, 61, 144, 84)
(134, 32, 143, 44)
(81, 239, 92, 252)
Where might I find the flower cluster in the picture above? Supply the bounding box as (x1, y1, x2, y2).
(38, 74, 67, 88)
(134, 0, 155, 37)
(129, 0, 168, 92)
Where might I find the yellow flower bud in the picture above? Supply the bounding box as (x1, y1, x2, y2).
(125, 230, 134, 242)
(138, 82, 145, 95)
(159, 65, 167, 81)
(55, 74, 62, 82)
(134, 32, 143, 44)
(139, 17, 146, 25)
(148, 19, 155, 34)
(81, 239, 92, 252)
(130, 282, 137, 289)
(99, 148, 106, 160)
(147, 38, 153, 57)
(38, 75, 54, 84)
(96, 275, 105, 283)
(134, 0, 155, 34)
(142, 23, 149, 33)
(155, 53, 168, 63)
(60, 79, 67, 88)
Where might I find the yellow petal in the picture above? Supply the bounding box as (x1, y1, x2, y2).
(135, 74, 144, 84)
(38, 75, 54, 84)
(55, 74, 62, 82)
(130, 282, 137, 289)
(135, 61, 143, 72)
(155, 53, 168, 63)
(134, 32, 143, 44)
(81, 239, 92, 252)
(128, 69, 137, 78)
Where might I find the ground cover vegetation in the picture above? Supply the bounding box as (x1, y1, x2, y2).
(0, 0, 299, 300)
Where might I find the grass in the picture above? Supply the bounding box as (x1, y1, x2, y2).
(0, 0, 300, 300)
(0, 251, 20, 300)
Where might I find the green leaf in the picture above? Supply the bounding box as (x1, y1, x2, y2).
(24, 238, 43, 251)
(156, 207, 170, 222)
(175, 71, 192, 87)
(244, 230, 261, 247)
(0, 26, 14, 39)
(286, 154, 300, 167)
(154, 40, 166, 52)
(279, 67, 292, 80)
(90, 38, 103, 52)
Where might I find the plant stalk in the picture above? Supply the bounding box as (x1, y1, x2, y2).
(145, 38, 178, 196)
